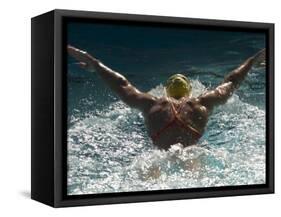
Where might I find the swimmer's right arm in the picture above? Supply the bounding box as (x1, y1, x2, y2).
(198, 48, 265, 111)
(67, 45, 156, 112)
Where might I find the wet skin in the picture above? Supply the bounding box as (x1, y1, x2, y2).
(143, 96, 209, 150)
(68, 45, 265, 150)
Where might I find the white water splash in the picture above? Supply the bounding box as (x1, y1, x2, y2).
(67, 79, 265, 195)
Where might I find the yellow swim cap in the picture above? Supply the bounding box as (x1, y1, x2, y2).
(165, 74, 192, 99)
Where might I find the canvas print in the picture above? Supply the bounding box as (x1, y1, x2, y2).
(66, 21, 266, 195)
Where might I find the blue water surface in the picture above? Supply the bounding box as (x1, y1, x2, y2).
(67, 21, 266, 195)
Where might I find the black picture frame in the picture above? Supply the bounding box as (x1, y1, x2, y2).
(31, 9, 274, 207)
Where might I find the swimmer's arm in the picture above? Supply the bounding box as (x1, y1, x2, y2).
(67, 45, 156, 112)
(198, 48, 265, 110)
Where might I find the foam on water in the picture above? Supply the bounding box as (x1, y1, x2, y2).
(67, 79, 265, 195)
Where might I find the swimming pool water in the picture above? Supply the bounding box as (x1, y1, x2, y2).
(67, 22, 266, 195)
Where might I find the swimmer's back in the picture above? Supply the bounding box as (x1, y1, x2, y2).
(143, 97, 209, 149)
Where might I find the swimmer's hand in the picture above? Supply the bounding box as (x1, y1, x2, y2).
(253, 48, 266, 67)
(67, 45, 98, 72)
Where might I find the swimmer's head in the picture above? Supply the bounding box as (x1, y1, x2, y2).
(165, 74, 192, 99)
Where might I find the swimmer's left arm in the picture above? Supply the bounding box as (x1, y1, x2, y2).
(198, 48, 265, 110)
(67, 45, 157, 112)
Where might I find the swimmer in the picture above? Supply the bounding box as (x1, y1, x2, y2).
(68, 45, 266, 150)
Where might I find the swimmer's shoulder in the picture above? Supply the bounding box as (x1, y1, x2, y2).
(155, 97, 170, 105)
(145, 97, 171, 117)
(181, 97, 208, 113)
(189, 97, 208, 115)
